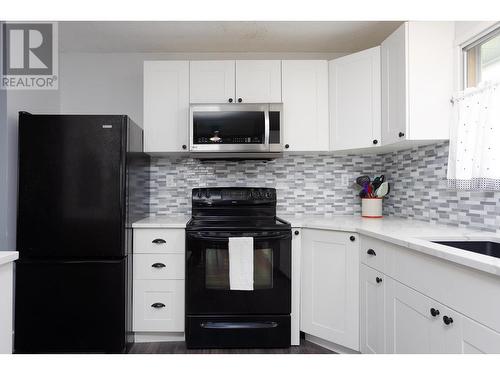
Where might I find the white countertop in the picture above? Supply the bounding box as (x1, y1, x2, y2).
(0, 251, 19, 266)
(132, 214, 500, 276)
(132, 215, 190, 228)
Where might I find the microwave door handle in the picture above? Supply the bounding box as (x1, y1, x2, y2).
(264, 107, 270, 150)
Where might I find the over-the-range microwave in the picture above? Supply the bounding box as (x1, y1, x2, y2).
(189, 103, 283, 159)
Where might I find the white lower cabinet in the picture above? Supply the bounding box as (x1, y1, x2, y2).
(133, 280, 184, 332)
(133, 228, 185, 336)
(461, 316, 500, 353)
(360, 264, 385, 354)
(301, 229, 359, 351)
(360, 236, 500, 354)
(385, 277, 457, 354)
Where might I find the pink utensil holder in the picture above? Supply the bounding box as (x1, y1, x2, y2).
(361, 198, 383, 218)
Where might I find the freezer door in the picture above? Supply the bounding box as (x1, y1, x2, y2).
(17, 113, 127, 258)
(14, 258, 128, 353)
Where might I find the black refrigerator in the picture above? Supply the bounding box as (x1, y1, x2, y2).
(14, 112, 149, 353)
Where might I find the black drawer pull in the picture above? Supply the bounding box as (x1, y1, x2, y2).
(151, 302, 165, 309)
(367, 249, 376, 256)
(376, 277, 383, 284)
(152, 238, 166, 244)
(430, 308, 440, 317)
(151, 263, 166, 268)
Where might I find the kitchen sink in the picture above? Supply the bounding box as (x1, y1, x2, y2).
(432, 240, 500, 259)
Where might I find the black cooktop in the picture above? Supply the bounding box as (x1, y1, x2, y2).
(186, 216, 290, 232)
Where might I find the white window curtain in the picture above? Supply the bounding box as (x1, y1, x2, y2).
(447, 80, 500, 190)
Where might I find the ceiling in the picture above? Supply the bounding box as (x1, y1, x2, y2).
(59, 21, 402, 53)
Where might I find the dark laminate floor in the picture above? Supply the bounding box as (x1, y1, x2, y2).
(128, 339, 335, 354)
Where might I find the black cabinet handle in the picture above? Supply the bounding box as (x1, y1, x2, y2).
(430, 308, 440, 317)
(228, 98, 233, 103)
(350, 236, 356, 242)
(182, 144, 187, 150)
(373, 139, 378, 145)
(238, 98, 243, 103)
(367, 249, 376, 256)
(285, 144, 290, 149)
(152, 238, 166, 244)
(443, 316, 453, 325)
(294, 230, 300, 235)
(151, 263, 166, 268)
(151, 302, 165, 308)
(376, 277, 383, 284)
(398, 132, 405, 138)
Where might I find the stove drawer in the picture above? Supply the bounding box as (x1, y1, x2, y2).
(134, 254, 185, 280)
(186, 315, 291, 349)
(133, 229, 185, 254)
(133, 280, 184, 332)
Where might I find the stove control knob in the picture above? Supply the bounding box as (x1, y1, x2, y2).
(265, 191, 271, 199)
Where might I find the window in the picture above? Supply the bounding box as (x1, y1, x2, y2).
(464, 27, 500, 88)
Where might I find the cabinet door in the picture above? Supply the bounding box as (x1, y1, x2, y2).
(143, 61, 189, 153)
(385, 277, 454, 353)
(301, 229, 359, 350)
(189, 60, 235, 103)
(330, 47, 381, 151)
(381, 23, 407, 146)
(282, 60, 329, 152)
(461, 316, 500, 354)
(235, 60, 281, 103)
(360, 264, 385, 354)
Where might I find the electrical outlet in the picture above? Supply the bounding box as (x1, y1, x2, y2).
(341, 175, 351, 187)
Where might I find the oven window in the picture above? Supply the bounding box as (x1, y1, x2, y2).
(205, 247, 273, 290)
(193, 111, 265, 144)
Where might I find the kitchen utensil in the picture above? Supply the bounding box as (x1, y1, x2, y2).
(375, 181, 389, 197)
(356, 175, 370, 188)
(372, 176, 382, 191)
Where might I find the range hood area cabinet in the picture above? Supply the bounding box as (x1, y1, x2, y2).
(189, 60, 282, 104)
(380, 21, 455, 146)
(143, 61, 190, 153)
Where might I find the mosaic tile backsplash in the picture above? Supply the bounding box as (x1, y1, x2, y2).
(148, 142, 500, 233)
(149, 154, 383, 216)
(382, 142, 500, 233)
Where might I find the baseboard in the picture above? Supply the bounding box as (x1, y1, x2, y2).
(304, 333, 360, 354)
(134, 332, 185, 343)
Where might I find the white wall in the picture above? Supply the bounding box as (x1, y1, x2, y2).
(59, 52, 346, 127)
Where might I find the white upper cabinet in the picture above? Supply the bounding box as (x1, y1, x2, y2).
(301, 229, 359, 351)
(143, 61, 190, 153)
(329, 47, 381, 151)
(381, 21, 455, 146)
(235, 60, 282, 103)
(282, 60, 329, 152)
(189, 60, 236, 103)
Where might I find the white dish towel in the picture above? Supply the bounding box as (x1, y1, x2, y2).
(228, 237, 254, 291)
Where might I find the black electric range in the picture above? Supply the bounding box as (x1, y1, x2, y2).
(185, 187, 292, 349)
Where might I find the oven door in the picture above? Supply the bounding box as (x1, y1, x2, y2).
(186, 230, 291, 315)
(189, 104, 270, 153)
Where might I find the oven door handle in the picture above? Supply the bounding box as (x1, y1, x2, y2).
(187, 232, 291, 241)
(200, 321, 279, 330)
